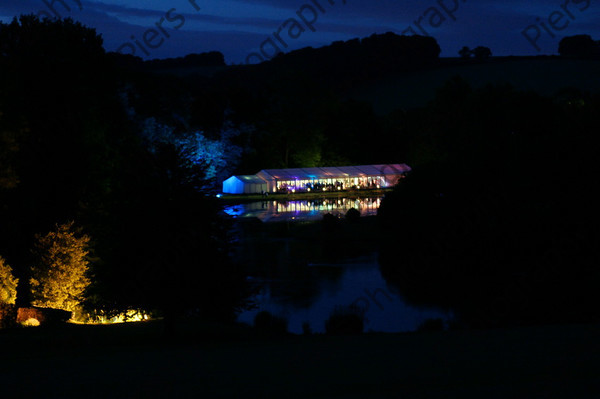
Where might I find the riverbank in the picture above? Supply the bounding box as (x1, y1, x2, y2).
(2, 320, 599, 398)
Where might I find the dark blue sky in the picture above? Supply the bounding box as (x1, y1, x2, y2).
(1, 0, 599, 64)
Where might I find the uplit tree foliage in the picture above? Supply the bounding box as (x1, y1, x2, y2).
(140, 117, 243, 187)
(30, 222, 91, 312)
(0, 256, 18, 305)
(185, 123, 244, 184)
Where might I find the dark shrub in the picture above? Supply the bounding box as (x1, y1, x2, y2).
(302, 321, 312, 335)
(0, 303, 17, 329)
(322, 213, 339, 232)
(253, 311, 288, 335)
(345, 207, 361, 222)
(325, 305, 364, 335)
(417, 318, 445, 332)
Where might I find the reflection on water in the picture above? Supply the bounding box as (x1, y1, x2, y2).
(224, 197, 382, 222)
(237, 253, 452, 334)
(229, 196, 452, 333)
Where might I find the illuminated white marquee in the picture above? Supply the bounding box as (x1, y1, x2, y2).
(222, 164, 411, 194)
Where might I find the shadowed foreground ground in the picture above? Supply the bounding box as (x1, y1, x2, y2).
(1, 321, 599, 398)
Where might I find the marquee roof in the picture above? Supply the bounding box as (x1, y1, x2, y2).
(258, 164, 410, 181)
(230, 175, 268, 184)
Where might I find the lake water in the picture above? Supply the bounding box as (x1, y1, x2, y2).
(228, 197, 452, 334)
(237, 253, 453, 334)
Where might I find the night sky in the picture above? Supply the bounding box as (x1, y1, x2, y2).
(1, 0, 599, 63)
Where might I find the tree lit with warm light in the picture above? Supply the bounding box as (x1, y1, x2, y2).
(30, 222, 91, 313)
(0, 256, 18, 305)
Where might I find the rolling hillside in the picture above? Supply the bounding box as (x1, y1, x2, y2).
(347, 56, 600, 114)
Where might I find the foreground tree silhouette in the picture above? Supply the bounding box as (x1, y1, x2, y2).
(0, 16, 131, 284)
(90, 142, 249, 334)
(30, 222, 91, 312)
(0, 112, 23, 191)
(379, 79, 600, 327)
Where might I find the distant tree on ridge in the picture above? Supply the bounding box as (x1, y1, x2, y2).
(559, 34, 600, 58)
(472, 46, 492, 59)
(458, 46, 472, 59)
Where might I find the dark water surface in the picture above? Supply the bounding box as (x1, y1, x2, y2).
(237, 252, 452, 334)
(228, 197, 452, 334)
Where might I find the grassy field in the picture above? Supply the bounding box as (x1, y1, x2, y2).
(1, 320, 599, 398)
